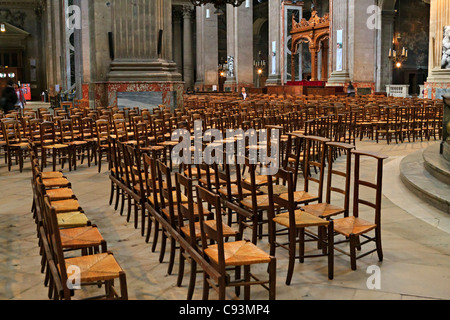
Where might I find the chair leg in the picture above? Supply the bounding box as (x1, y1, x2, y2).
(119, 273, 128, 300)
(141, 203, 146, 237)
(244, 265, 251, 300)
(187, 260, 197, 300)
(349, 233, 357, 270)
(268, 258, 276, 300)
(167, 237, 176, 275)
(145, 214, 153, 243)
(134, 200, 139, 230)
(375, 227, 383, 262)
(298, 228, 305, 263)
(120, 190, 125, 216)
(126, 196, 132, 223)
(159, 231, 167, 263)
(152, 221, 160, 252)
(327, 221, 334, 280)
(202, 272, 210, 301)
(109, 181, 115, 206)
(286, 231, 296, 286)
(177, 247, 185, 287)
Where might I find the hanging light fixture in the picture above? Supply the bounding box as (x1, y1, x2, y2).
(191, 0, 247, 9)
(388, 0, 408, 68)
(0, 24, 6, 32)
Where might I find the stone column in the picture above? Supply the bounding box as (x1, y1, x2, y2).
(224, 4, 237, 91)
(328, 0, 377, 93)
(327, 0, 351, 85)
(425, 0, 450, 99)
(195, 4, 218, 91)
(227, 3, 254, 91)
(377, 10, 395, 93)
(173, 7, 183, 75)
(266, 0, 282, 86)
(107, 0, 181, 81)
(183, 5, 195, 90)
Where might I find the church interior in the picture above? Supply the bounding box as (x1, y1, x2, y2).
(0, 0, 449, 302)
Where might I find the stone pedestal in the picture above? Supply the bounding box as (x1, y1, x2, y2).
(443, 93, 450, 160)
(424, 0, 450, 99)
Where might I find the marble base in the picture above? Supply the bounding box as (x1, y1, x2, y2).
(92, 81, 185, 110)
(424, 81, 450, 100)
(400, 144, 450, 214)
(443, 142, 450, 163)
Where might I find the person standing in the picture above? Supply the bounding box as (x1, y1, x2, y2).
(240, 87, 249, 101)
(14, 83, 26, 110)
(0, 81, 18, 113)
(347, 82, 356, 97)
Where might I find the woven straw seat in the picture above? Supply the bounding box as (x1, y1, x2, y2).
(46, 188, 75, 201)
(63, 253, 125, 283)
(41, 171, 64, 179)
(273, 210, 330, 228)
(302, 202, 345, 218)
(57, 212, 90, 229)
(333, 216, 377, 237)
(42, 178, 70, 188)
(51, 199, 81, 213)
(181, 220, 237, 240)
(59, 226, 105, 249)
(204, 240, 271, 267)
(240, 195, 279, 209)
(279, 190, 317, 204)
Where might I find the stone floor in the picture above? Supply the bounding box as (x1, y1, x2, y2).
(1, 119, 449, 300)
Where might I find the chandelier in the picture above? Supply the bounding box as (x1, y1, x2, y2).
(389, 34, 408, 68)
(388, 0, 408, 69)
(190, 0, 247, 9)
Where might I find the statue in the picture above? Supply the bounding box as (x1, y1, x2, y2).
(442, 26, 450, 69)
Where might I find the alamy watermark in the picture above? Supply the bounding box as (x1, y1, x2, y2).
(366, 265, 381, 290)
(170, 120, 280, 176)
(66, 265, 81, 290)
(66, 5, 81, 30)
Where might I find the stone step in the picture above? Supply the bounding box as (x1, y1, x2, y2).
(423, 143, 450, 185)
(400, 147, 450, 214)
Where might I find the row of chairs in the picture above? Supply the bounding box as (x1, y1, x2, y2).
(29, 145, 128, 300)
(105, 123, 388, 299)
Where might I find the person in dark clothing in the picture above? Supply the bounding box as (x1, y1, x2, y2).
(347, 81, 356, 97)
(0, 81, 18, 113)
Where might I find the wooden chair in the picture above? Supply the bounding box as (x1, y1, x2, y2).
(95, 119, 110, 173)
(267, 167, 334, 285)
(39, 121, 70, 172)
(175, 172, 237, 299)
(302, 142, 355, 219)
(1, 119, 29, 172)
(196, 185, 276, 300)
(156, 159, 189, 274)
(333, 150, 388, 270)
(42, 197, 128, 300)
(59, 119, 90, 170)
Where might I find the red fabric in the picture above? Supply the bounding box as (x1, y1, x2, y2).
(286, 81, 326, 87)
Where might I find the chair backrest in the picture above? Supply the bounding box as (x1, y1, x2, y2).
(325, 142, 355, 217)
(40, 121, 57, 145)
(1, 119, 23, 146)
(196, 185, 227, 274)
(303, 136, 330, 202)
(157, 159, 176, 224)
(96, 119, 110, 143)
(351, 150, 388, 226)
(42, 194, 72, 299)
(143, 152, 161, 211)
(59, 119, 75, 143)
(175, 173, 198, 246)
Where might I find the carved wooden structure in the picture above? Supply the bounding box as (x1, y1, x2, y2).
(290, 10, 330, 82)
